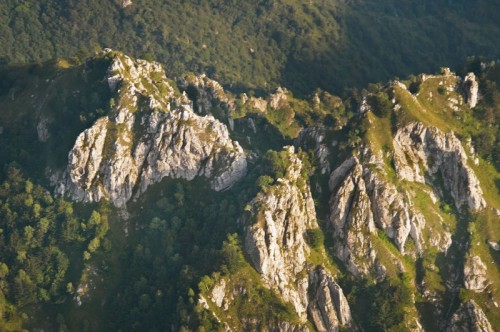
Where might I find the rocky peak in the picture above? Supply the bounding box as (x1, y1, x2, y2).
(463, 72, 479, 108)
(393, 122, 486, 211)
(243, 147, 354, 330)
(244, 147, 317, 318)
(327, 150, 432, 277)
(269, 87, 289, 109)
(56, 52, 247, 207)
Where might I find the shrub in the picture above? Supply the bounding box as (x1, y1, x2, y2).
(367, 92, 392, 118)
(306, 229, 325, 249)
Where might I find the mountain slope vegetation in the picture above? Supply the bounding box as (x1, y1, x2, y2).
(0, 1, 499, 331)
(1, 0, 500, 94)
(0, 49, 498, 331)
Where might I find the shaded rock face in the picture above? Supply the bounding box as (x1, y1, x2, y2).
(307, 268, 353, 332)
(179, 74, 230, 115)
(244, 147, 318, 319)
(244, 147, 354, 331)
(296, 127, 330, 175)
(328, 157, 378, 277)
(393, 122, 486, 211)
(447, 300, 493, 332)
(464, 255, 489, 292)
(57, 52, 246, 207)
(36, 116, 52, 142)
(328, 152, 428, 277)
(463, 72, 479, 108)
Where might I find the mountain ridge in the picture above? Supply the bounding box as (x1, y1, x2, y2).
(0, 50, 498, 331)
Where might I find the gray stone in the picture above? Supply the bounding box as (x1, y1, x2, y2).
(447, 300, 493, 332)
(57, 52, 246, 207)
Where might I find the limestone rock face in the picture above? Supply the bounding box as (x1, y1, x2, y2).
(269, 87, 289, 109)
(463, 72, 479, 108)
(447, 300, 493, 332)
(307, 268, 353, 332)
(244, 147, 317, 319)
(328, 158, 378, 277)
(57, 51, 246, 207)
(393, 122, 486, 211)
(296, 127, 330, 175)
(244, 147, 354, 331)
(328, 151, 428, 277)
(464, 255, 489, 292)
(210, 279, 227, 309)
(179, 74, 230, 115)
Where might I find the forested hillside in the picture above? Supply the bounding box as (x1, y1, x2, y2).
(1, 0, 500, 93)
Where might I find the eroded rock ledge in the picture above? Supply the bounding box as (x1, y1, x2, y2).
(393, 122, 485, 211)
(243, 147, 354, 331)
(57, 51, 247, 207)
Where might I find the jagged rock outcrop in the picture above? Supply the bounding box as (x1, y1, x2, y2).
(328, 157, 378, 277)
(464, 255, 489, 292)
(36, 116, 52, 142)
(307, 268, 353, 332)
(447, 300, 493, 332)
(463, 72, 479, 108)
(328, 150, 429, 277)
(296, 127, 330, 175)
(179, 73, 231, 114)
(57, 51, 247, 207)
(393, 122, 486, 211)
(244, 147, 354, 331)
(244, 146, 317, 319)
(269, 87, 289, 109)
(121, 0, 132, 8)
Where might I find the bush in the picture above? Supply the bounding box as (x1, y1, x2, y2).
(256, 175, 274, 190)
(367, 92, 392, 117)
(306, 229, 325, 249)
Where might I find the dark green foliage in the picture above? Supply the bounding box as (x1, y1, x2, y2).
(262, 150, 293, 180)
(0, 56, 112, 179)
(1, 1, 500, 94)
(470, 63, 500, 170)
(367, 92, 392, 118)
(0, 168, 108, 328)
(195, 234, 300, 330)
(256, 175, 274, 190)
(408, 76, 422, 94)
(99, 177, 258, 331)
(306, 229, 325, 249)
(346, 274, 413, 332)
(219, 234, 246, 274)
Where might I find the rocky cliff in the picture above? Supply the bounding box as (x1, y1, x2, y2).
(57, 51, 247, 206)
(6, 51, 495, 331)
(243, 147, 354, 331)
(447, 300, 494, 332)
(393, 122, 485, 211)
(327, 149, 433, 278)
(324, 114, 493, 328)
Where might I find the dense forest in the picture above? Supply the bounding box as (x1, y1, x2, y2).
(1, 0, 500, 94)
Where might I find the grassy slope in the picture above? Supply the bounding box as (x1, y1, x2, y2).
(362, 71, 500, 328)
